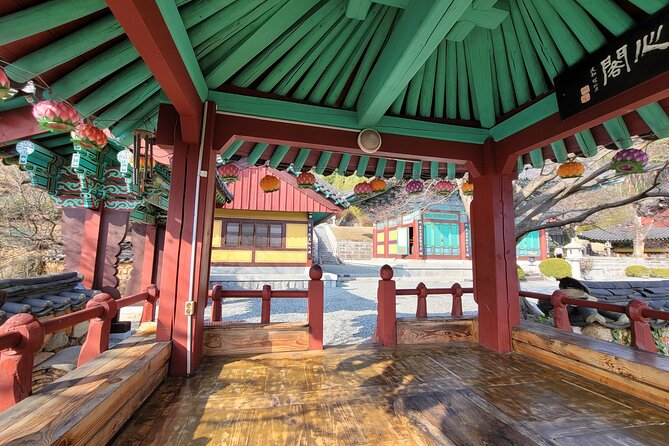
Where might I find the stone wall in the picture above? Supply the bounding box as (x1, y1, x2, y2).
(336, 239, 372, 261)
(581, 257, 669, 280)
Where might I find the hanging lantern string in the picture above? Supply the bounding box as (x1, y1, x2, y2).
(0, 58, 157, 130)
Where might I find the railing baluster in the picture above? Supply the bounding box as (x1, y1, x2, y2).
(78, 293, 118, 366)
(451, 283, 463, 318)
(0, 314, 44, 411)
(141, 285, 159, 324)
(210, 284, 223, 323)
(308, 265, 324, 350)
(377, 265, 397, 346)
(416, 282, 428, 318)
(261, 285, 271, 324)
(550, 290, 572, 332)
(626, 299, 657, 353)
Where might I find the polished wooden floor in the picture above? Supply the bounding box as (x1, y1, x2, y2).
(112, 343, 669, 445)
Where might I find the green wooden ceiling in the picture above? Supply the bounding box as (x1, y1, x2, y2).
(1, 0, 669, 179)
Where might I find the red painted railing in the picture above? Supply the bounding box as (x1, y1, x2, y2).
(520, 290, 669, 353)
(376, 265, 475, 346)
(0, 286, 159, 411)
(207, 265, 324, 350)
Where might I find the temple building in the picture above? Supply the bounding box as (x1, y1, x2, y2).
(211, 166, 344, 266)
(372, 198, 547, 261)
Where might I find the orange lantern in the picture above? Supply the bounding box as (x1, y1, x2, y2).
(557, 160, 585, 178)
(461, 182, 474, 196)
(70, 123, 108, 151)
(32, 100, 81, 132)
(370, 178, 386, 191)
(260, 174, 280, 193)
(297, 171, 316, 188)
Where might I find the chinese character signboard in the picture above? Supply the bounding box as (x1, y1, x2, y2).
(555, 6, 669, 119)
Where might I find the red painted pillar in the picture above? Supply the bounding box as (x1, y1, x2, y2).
(539, 229, 548, 260)
(459, 221, 467, 260)
(126, 224, 158, 295)
(157, 102, 217, 376)
(470, 166, 520, 353)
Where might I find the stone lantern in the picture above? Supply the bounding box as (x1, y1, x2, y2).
(564, 239, 585, 278)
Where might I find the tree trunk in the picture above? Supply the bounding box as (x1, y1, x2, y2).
(632, 214, 646, 258)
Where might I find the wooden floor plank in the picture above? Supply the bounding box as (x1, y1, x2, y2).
(115, 342, 669, 445)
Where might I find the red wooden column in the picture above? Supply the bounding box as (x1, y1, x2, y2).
(470, 141, 520, 353)
(157, 102, 217, 376)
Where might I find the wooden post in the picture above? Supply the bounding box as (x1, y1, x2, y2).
(0, 314, 44, 411)
(77, 293, 117, 366)
(307, 265, 324, 350)
(416, 282, 428, 318)
(140, 285, 159, 324)
(626, 299, 657, 353)
(470, 153, 520, 352)
(377, 265, 397, 346)
(451, 283, 463, 317)
(550, 291, 572, 332)
(210, 284, 223, 323)
(261, 285, 272, 324)
(157, 102, 217, 376)
(126, 224, 158, 295)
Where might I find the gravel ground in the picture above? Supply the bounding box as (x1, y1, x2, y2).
(206, 278, 560, 346)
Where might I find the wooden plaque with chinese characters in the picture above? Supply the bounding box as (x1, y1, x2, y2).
(555, 6, 669, 119)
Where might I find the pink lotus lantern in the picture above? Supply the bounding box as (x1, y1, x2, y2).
(297, 172, 316, 188)
(354, 181, 373, 198)
(405, 179, 423, 194)
(32, 100, 81, 132)
(0, 68, 10, 101)
(434, 179, 455, 196)
(70, 123, 107, 151)
(611, 148, 649, 174)
(217, 163, 240, 182)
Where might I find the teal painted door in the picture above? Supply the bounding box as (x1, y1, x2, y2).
(517, 231, 540, 257)
(424, 222, 460, 256)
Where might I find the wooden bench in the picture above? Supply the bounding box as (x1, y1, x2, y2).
(513, 321, 669, 410)
(0, 323, 170, 445)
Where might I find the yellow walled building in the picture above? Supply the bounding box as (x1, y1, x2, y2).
(211, 167, 343, 266)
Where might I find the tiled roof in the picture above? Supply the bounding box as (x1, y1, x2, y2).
(579, 227, 669, 242)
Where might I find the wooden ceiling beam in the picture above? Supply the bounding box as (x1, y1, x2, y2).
(212, 114, 483, 166)
(0, 107, 44, 144)
(105, 0, 203, 143)
(356, 0, 472, 127)
(494, 69, 669, 174)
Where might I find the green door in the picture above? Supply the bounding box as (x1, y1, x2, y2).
(424, 222, 460, 256)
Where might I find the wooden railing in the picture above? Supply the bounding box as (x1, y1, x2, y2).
(0, 286, 159, 411)
(520, 290, 669, 354)
(376, 265, 474, 346)
(207, 265, 324, 350)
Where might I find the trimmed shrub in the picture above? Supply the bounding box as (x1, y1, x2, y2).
(539, 258, 572, 280)
(626, 265, 650, 277)
(517, 265, 526, 281)
(650, 268, 669, 278)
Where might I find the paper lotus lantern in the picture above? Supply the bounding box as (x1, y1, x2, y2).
(611, 148, 649, 174)
(461, 182, 474, 196)
(297, 172, 316, 189)
(354, 181, 373, 198)
(405, 179, 423, 194)
(260, 174, 280, 193)
(370, 178, 386, 192)
(0, 68, 10, 101)
(217, 163, 239, 182)
(434, 179, 455, 196)
(32, 100, 80, 132)
(557, 161, 585, 178)
(70, 123, 107, 151)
